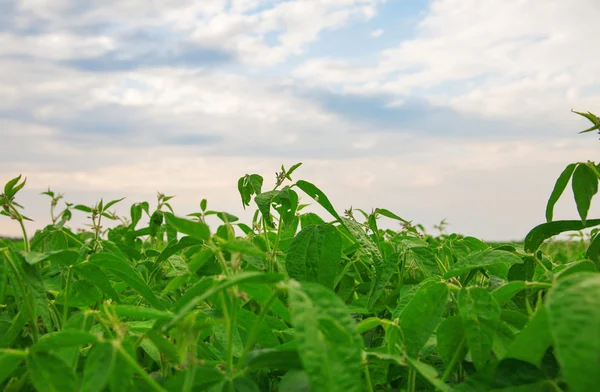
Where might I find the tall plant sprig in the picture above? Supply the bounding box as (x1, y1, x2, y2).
(0, 175, 32, 252)
(74, 197, 124, 252)
(41, 188, 73, 228)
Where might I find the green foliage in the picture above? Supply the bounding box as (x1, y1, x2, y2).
(1, 111, 600, 391)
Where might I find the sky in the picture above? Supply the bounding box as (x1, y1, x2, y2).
(1, 0, 600, 240)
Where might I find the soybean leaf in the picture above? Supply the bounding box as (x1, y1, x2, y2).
(32, 331, 98, 352)
(163, 212, 210, 241)
(524, 219, 600, 252)
(238, 174, 264, 208)
(81, 342, 115, 392)
(254, 190, 279, 228)
(73, 263, 121, 303)
(405, 356, 450, 392)
(112, 305, 173, 321)
(295, 180, 342, 221)
(458, 287, 501, 370)
(27, 351, 78, 392)
(245, 348, 303, 371)
(492, 281, 528, 307)
(572, 163, 598, 223)
(573, 109, 600, 133)
(279, 371, 311, 392)
(505, 307, 552, 367)
(444, 250, 522, 279)
(286, 224, 341, 289)
(437, 315, 467, 365)
(374, 208, 409, 224)
(89, 253, 165, 310)
(399, 282, 448, 357)
(288, 281, 363, 392)
(546, 163, 577, 222)
(546, 273, 600, 392)
(0, 349, 27, 385)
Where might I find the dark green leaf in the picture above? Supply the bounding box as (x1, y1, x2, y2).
(81, 342, 115, 392)
(163, 212, 210, 241)
(546, 163, 577, 222)
(524, 219, 600, 252)
(572, 163, 598, 223)
(295, 180, 342, 221)
(27, 351, 78, 392)
(444, 250, 522, 279)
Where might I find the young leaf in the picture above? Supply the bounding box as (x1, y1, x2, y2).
(286, 224, 341, 289)
(545, 163, 577, 222)
(238, 174, 264, 208)
(437, 315, 467, 366)
(458, 287, 501, 370)
(103, 197, 125, 212)
(32, 331, 98, 352)
(571, 163, 598, 223)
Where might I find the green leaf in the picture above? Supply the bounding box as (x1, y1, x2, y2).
(572, 163, 598, 223)
(587, 232, 600, 268)
(374, 208, 409, 224)
(279, 371, 311, 392)
(168, 273, 283, 328)
(221, 239, 265, 257)
(254, 190, 279, 228)
(32, 331, 98, 352)
(505, 307, 552, 367)
(295, 180, 342, 221)
(288, 281, 363, 392)
(546, 273, 600, 392)
(81, 342, 116, 392)
(73, 263, 121, 303)
(0, 349, 27, 385)
(163, 213, 210, 241)
(89, 253, 165, 310)
(3, 175, 23, 199)
(492, 281, 528, 307)
(444, 250, 522, 279)
(27, 351, 78, 392)
(546, 163, 577, 222)
(491, 358, 549, 390)
(244, 348, 303, 371)
(572, 109, 600, 133)
(399, 282, 448, 357)
(112, 305, 173, 321)
(74, 204, 93, 213)
(405, 356, 450, 392)
(286, 224, 341, 289)
(524, 219, 600, 252)
(458, 287, 501, 370)
(238, 174, 264, 208)
(103, 197, 125, 212)
(437, 315, 467, 365)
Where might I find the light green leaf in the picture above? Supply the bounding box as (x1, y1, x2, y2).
(286, 224, 341, 289)
(288, 282, 363, 392)
(163, 212, 210, 241)
(437, 316, 467, 365)
(399, 282, 448, 357)
(32, 331, 98, 352)
(546, 273, 600, 392)
(505, 307, 551, 367)
(444, 250, 522, 279)
(0, 349, 27, 385)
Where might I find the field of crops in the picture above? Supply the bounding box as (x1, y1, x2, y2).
(1, 111, 600, 392)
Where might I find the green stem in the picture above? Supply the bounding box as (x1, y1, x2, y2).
(237, 291, 278, 368)
(62, 267, 73, 328)
(364, 363, 374, 392)
(407, 367, 417, 392)
(441, 336, 466, 382)
(116, 343, 166, 392)
(17, 218, 30, 253)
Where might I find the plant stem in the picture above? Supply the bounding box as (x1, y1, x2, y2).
(116, 343, 166, 392)
(62, 267, 73, 328)
(441, 336, 466, 382)
(364, 363, 374, 392)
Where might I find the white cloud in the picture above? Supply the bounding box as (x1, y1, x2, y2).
(370, 28, 383, 37)
(295, 0, 600, 121)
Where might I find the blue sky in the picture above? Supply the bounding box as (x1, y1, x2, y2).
(1, 0, 600, 240)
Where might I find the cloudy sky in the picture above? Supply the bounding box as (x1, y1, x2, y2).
(2, 0, 600, 240)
